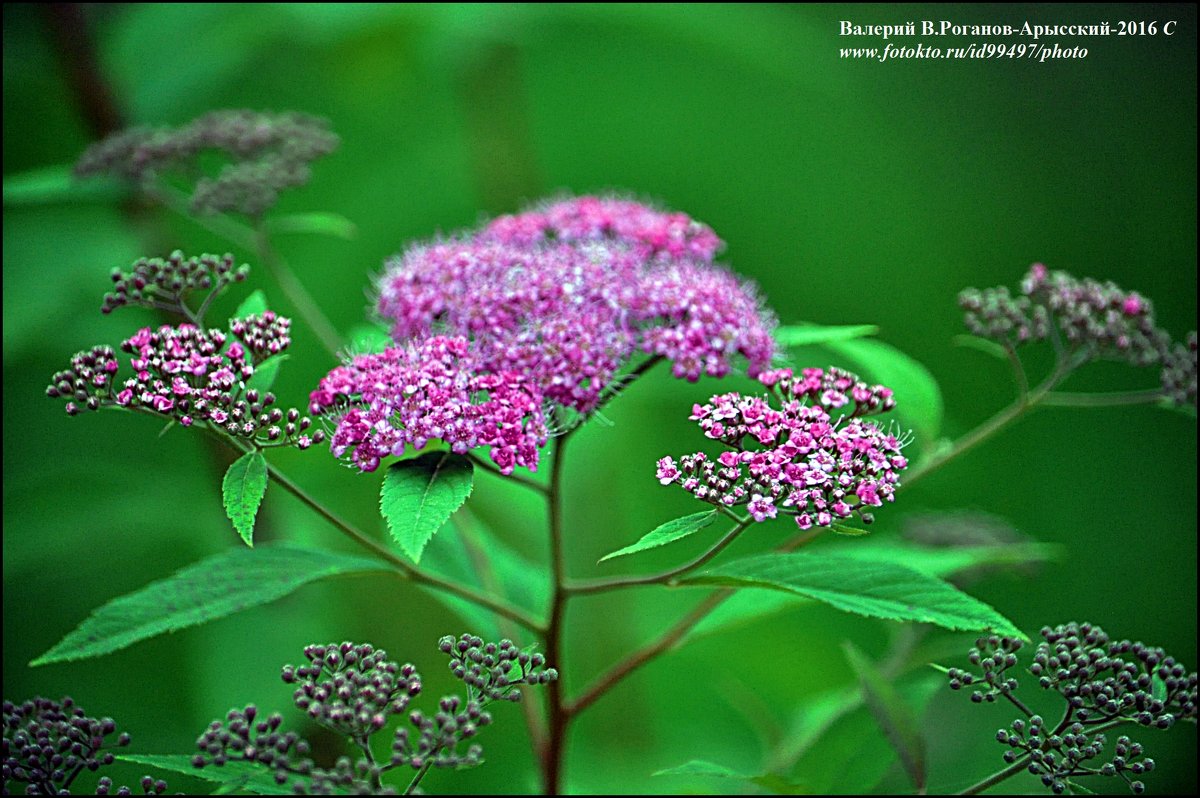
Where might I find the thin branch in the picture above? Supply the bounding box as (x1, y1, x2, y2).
(1040, 389, 1164, 408)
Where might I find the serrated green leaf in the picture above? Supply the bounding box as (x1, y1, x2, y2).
(246, 354, 289, 393)
(266, 211, 358, 240)
(843, 642, 926, 792)
(683, 542, 1052, 644)
(347, 323, 392, 354)
(599, 510, 718, 562)
(116, 754, 290, 795)
(380, 452, 474, 563)
(774, 323, 879, 348)
(31, 544, 388, 666)
(823, 337, 944, 446)
(952, 333, 1011, 361)
(233, 289, 269, 320)
(681, 551, 1024, 639)
(221, 451, 268, 547)
(3, 163, 126, 206)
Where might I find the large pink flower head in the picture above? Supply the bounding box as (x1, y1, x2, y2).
(374, 195, 777, 412)
(656, 367, 911, 530)
(308, 336, 549, 474)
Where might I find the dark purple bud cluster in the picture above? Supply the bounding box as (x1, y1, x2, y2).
(282, 642, 421, 743)
(193, 704, 319, 792)
(438, 634, 559, 702)
(961, 264, 1170, 365)
(75, 110, 339, 217)
(2, 696, 166, 796)
(100, 251, 248, 317)
(48, 319, 322, 450)
(194, 636, 551, 793)
(948, 623, 1197, 794)
(1160, 331, 1197, 409)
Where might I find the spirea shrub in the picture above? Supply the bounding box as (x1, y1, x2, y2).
(11, 109, 1195, 795)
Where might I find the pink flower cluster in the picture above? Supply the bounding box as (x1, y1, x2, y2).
(47, 319, 321, 449)
(374, 195, 776, 410)
(656, 367, 909, 530)
(308, 336, 548, 474)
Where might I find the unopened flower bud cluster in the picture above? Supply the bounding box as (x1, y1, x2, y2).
(75, 110, 338, 217)
(656, 367, 910, 529)
(947, 622, 1197, 794)
(2, 696, 167, 796)
(193, 636, 553, 793)
(101, 251, 248, 317)
(961, 264, 1197, 407)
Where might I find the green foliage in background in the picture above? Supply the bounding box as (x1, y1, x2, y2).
(3, 3, 1195, 794)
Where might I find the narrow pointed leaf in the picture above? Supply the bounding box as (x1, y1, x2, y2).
(653, 761, 804, 794)
(380, 452, 474, 563)
(775, 323, 878, 348)
(31, 544, 389, 666)
(681, 551, 1024, 638)
(599, 510, 718, 562)
(843, 641, 926, 792)
(233, 289, 268, 320)
(116, 755, 288, 795)
(221, 451, 268, 547)
(681, 542, 1052, 643)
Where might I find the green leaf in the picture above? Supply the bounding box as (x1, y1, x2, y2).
(681, 551, 1024, 639)
(952, 334, 1011, 361)
(653, 760, 804, 794)
(774, 323, 878, 348)
(221, 451, 268, 547)
(31, 544, 388, 666)
(3, 164, 126, 206)
(247, 354, 289, 393)
(1067, 780, 1098, 795)
(683, 542, 1053, 644)
(380, 452, 474, 563)
(831, 522, 870, 537)
(843, 642, 926, 792)
(116, 754, 289, 795)
(598, 510, 718, 562)
(347, 323, 393, 354)
(823, 337, 944, 446)
(266, 211, 358, 240)
(233, 289, 269, 320)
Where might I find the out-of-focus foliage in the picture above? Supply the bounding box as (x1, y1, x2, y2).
(3, 4, 1195, 794)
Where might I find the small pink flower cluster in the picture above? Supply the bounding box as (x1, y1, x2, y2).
(656, 367, 909, 530)
(48, 320, 321, 449)
(374, 195, 775, 410)
(308, 336, 548, 474)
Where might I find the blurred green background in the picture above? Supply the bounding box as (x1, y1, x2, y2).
(3, 3, 1196, 794)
